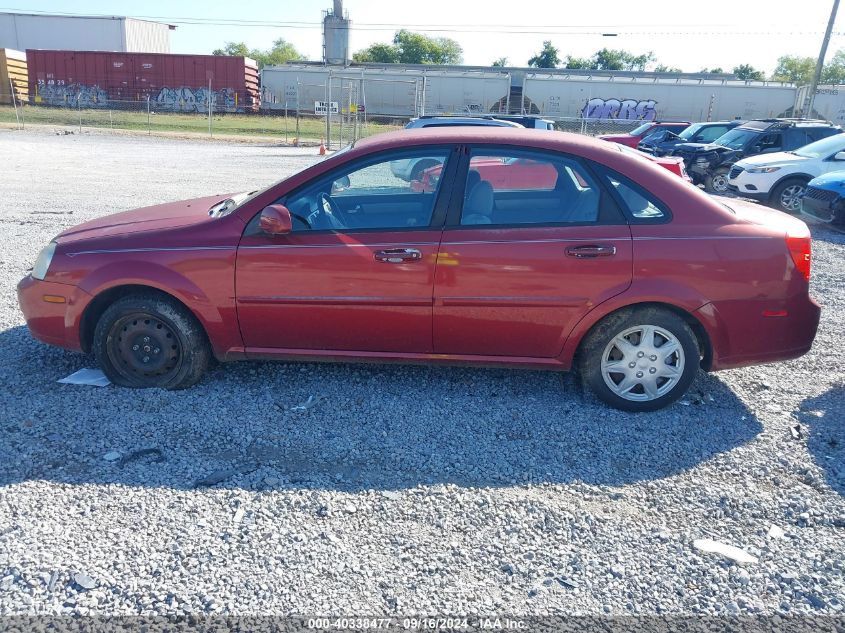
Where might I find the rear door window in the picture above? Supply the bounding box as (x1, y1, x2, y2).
(459, 149, 606, 225)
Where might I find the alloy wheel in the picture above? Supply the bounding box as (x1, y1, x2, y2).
(779, 184, 805, 212)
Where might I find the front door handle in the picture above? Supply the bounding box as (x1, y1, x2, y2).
(565, 244, 617, 258)
(374, 248, 422, 263)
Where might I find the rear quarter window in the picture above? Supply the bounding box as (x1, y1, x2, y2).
(600, 170, 671, 223)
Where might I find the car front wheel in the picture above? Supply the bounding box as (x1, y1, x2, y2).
(579, 307, 700, 412)
(770, 178, 807, 214)
(705, 167, 730, 194)
(93, 293, 211, 389)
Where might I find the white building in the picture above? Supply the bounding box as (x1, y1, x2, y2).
(0, 12, 174, 53)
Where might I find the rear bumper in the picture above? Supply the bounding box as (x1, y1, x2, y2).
(697, 294, 821, 371)
(17, 275, 90, 352)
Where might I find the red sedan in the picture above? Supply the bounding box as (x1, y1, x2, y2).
(18, 128, 820, 411)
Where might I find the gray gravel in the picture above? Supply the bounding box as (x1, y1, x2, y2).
(0, 127, 844, 616)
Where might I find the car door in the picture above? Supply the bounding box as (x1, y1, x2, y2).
(235, 146, 457, 355)
(433, 146, 633, 359)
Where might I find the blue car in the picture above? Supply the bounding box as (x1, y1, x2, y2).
(801, 171, 845, 227)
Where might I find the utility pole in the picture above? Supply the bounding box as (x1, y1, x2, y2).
(804, 0, 840, 118)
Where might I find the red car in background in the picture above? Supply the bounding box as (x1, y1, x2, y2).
(599, 121, 691, 148)
(413, 144, 691, 192)
(18, 128, 819, 411)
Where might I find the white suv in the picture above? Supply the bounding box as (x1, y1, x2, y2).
(728, 132, 845, 212)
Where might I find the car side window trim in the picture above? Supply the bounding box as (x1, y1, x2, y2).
(443, 144, 628, 229)
(242, 145, 461, 237)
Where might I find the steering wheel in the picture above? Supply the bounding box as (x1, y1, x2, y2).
(318, 192, 346, 229)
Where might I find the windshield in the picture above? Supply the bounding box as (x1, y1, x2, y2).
(629, 122, 654, 136)
(794, 132, 845, 158)
(225, 144, 355, 213)
(678, 123, 704, 140)
(712, 128, 759, 150)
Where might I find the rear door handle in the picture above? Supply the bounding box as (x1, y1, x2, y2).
(374, 248, 422, 263)
(565, 244, 617, 258)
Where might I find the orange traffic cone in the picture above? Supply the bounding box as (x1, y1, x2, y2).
(319, 138, 326, 155)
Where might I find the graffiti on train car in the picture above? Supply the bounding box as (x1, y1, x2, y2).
(35, 80, 241, 112)
(581, 98, 658, 121)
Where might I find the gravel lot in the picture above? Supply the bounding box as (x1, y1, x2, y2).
(0, 127, 843, 617)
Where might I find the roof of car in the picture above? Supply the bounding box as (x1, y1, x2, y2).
(351, 128, 635, 167)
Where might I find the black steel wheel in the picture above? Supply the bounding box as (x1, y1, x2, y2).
(93, 293, 210, 389)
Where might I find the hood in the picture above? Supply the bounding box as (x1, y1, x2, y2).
(674, 142, 729, 153)
(808, 170, 845, 189)
(55, 193, 242, 244)
(736, 151, 807, 169)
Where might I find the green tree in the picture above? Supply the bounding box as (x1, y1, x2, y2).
(263, 38, 305, 66)
(654, 63, 683, 73)
(528, 41, 561, 68)
(212, 42, 251, 57)
(733, 64, 765, 81)
(352, 31, 462, 65)
(564, 55, 592, 69)
(491, 57, 509, 67)
(212, 38, 304, 69)
(352, 43, 400, 63)
(592, 48, 655, 71)
(772, 54, 816, 84)
(698, 67, 724, 74)
(822, 49, 845, 84)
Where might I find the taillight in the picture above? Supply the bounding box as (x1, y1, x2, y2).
(785, 234, 811, 282)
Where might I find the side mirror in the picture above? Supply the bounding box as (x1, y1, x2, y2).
(332, 175, 351, 192)
(259, 204, 292, 236)
(834, 151, 845, 161)
(750, 145, 762, 153)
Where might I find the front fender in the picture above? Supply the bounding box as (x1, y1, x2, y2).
(74, 257, 242, 360)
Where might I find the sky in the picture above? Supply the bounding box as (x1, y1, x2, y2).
(4, 0, 845, 75)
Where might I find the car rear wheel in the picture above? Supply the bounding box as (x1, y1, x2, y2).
(770, 178, 808, 214)
(705, 167, 730, 194)
(93, 293, 210, 389)
(579, 307, 700, 412)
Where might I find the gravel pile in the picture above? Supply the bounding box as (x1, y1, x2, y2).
(0, 128, 843, 616)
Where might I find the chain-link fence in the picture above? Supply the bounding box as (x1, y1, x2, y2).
(0, 91, 404, 143)
(1, 90, 661, 144)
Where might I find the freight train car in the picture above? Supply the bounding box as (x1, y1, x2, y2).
(521, 74, 800, 122)
(260, 65, 510, 117)
(1, 48, 27, 105)
(26, 50, 259, 112)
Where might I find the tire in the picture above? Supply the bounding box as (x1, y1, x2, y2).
(409, 159, 439, 182)
(93, 293, 210, 389)
(705, 167, 730, 194)
(578, 306, 700, 412)
(770, 178, 808, 214)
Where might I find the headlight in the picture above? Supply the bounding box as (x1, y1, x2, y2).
(32, 242, 57, 280)
(746, 166, 782, 174)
